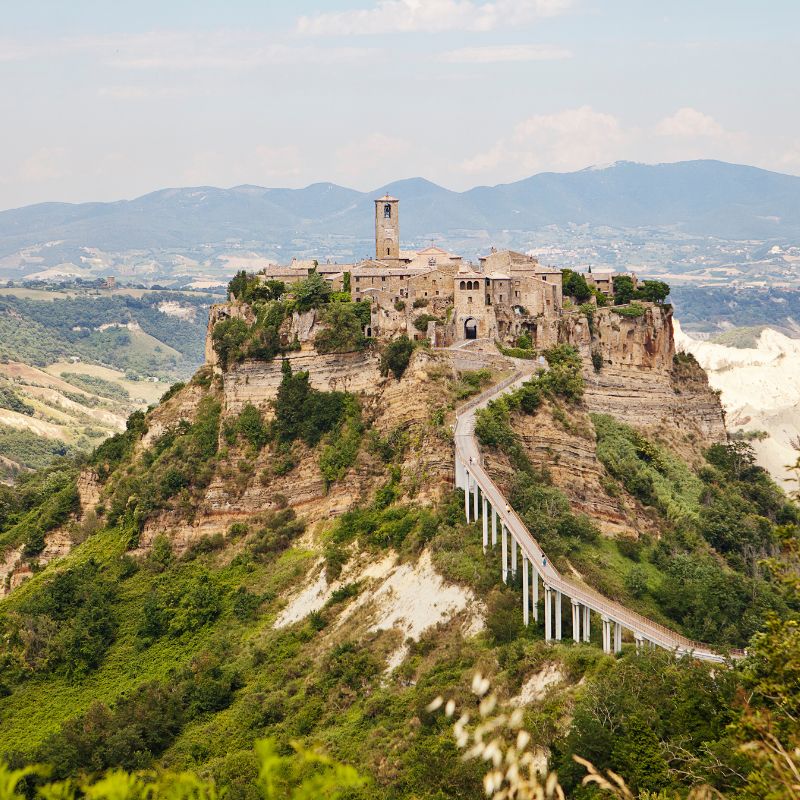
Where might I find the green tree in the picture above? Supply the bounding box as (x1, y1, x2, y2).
(237, 404, 269, 449)
(227, 270, 250, 300)
(638, 279, 671, 303)
(561, 269, 592, 303)
(314, 304, 366, 354)
(610, 714, 671, 793)
(612, 275, 636, 305)
(293, 271, 331, 313)
(380, 336, 414, 379)
(211, 318, 249, 368)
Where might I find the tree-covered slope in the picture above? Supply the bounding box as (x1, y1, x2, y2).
(0, 342, 798, 799)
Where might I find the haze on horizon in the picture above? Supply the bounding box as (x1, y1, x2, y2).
(2, 0, 799, 211)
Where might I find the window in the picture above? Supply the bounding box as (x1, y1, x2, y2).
(384, 203, 391, 218)
(460, 281, 466, 290)
(382, 276, 386, 282)
(355, 276, 360, 282)
(515, 291, 520, 298)
(387, 248, 390, 255)
(468, 296, 472, 303)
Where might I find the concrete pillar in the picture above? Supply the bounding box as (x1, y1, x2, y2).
(464, 472, 471, 522)
(501, 525, 508, 583)
(614, 622, 623, 653)
(491, 507, 497, 548)
(571, 600, 580, 642)
(522, 557, 529, 626)
(582, 605, 590, 642)
(511, 535, 517, 577)
(533, 568, 539, 622)
(544, 586, 553, 641)
(602, 617, 611, 653)
(555, 591, 562, 640)
(473, 479, 479, 520)
(481, 497, 488, 552)
(634, 634, 643, 653)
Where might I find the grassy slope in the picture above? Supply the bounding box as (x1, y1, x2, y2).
(1, 355, 797, 799)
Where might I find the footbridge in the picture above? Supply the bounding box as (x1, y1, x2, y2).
(454, 370, 744, 663)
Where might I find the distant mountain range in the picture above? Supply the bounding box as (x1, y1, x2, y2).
(2, 160, 800, 255)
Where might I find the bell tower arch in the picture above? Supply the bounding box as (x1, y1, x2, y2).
(375, 195, 399, 260)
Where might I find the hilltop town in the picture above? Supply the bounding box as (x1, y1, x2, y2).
(226, 195, 646, 350)
(2, 192, 798, 800)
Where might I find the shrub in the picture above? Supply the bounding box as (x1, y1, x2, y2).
(272, 360, 349, 447)
(562, 269, 592, 303)
(616, 536, 642, 561)
(171, 571, 222, 634)
(0, 384, 34, 415)
(624, 565, 649, 598)
(516, 332, 533, 349)
(380, 336, 414, 379)
(227, 521, 249, 538)
(611, 302, 646, 318)
(159, 382, 185, 403)
(413, 313, 440, 333)
(236, 404, 269, 450)
(314, 303, 367, 353)
(412, 297, 428, 308)
(292, 271, 331, 312)
(211, 318, 249, 368)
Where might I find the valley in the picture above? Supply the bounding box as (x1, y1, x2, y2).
(0, 286, 221, 477)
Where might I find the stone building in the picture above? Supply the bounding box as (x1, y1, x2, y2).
(249, 195, 575, 347)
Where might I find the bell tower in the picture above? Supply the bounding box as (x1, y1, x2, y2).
(375, 195, 399, 260)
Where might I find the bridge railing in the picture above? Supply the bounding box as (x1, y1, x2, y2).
(454, 371, 745, 661)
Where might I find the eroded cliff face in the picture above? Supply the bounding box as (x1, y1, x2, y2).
(135, 348, 495, 554)
(3, 300, 727, 593)
(481, 304, 727, 544)
(562, 305, 726, 462)
(484, 400, 659, 540)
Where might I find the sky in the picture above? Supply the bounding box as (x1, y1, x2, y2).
(1, 0, 799, 210)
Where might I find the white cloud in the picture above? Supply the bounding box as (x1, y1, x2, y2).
(462, 106, 631, 176)
(655, 107, 727, 138)
(19, 148, 70, 183)
(440, 43, 571, 63)
(297, 0, 571, 36)
(0, 31, 374, 70)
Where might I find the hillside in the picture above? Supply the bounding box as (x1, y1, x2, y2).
(0, 285, 798, 798)
(0, 287, 218, 478)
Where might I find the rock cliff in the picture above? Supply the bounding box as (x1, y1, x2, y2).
(564, 304, 726, 461)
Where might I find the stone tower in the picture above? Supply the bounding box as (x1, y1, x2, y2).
(375, 195, 399, 260)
